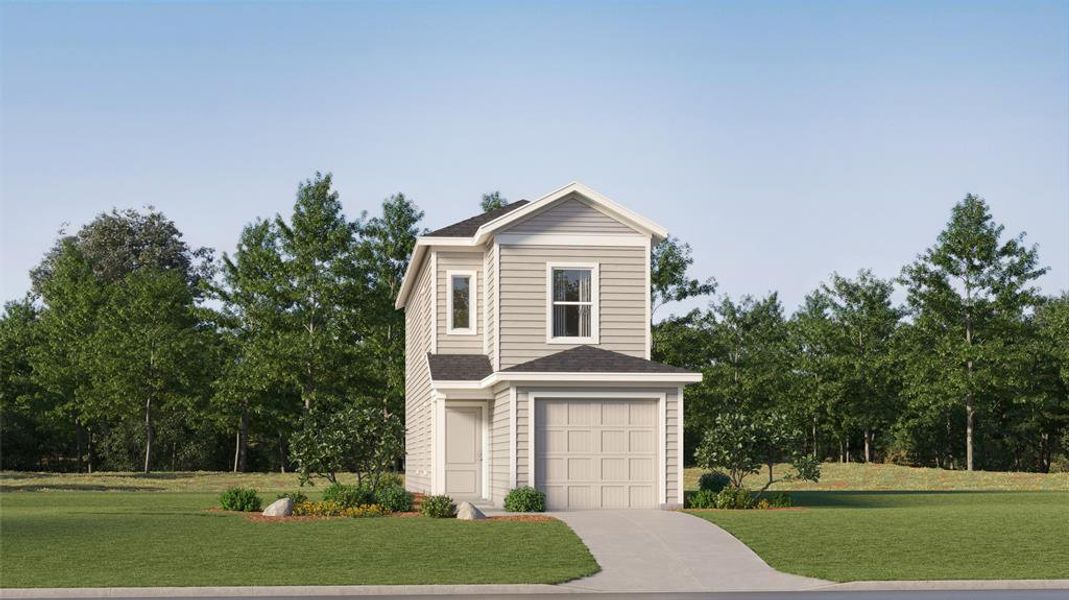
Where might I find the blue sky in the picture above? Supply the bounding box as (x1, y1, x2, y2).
(2, 1, 1066, 314)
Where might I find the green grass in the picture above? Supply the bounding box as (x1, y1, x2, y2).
(684, 462, 1069, 492)
(688, 491, 1069, 581)
(0, 492, 599, 588)
(0, 470, 330, 493)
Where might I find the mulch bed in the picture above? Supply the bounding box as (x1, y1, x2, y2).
(236, 510, 558, 523)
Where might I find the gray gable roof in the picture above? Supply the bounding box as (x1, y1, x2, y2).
(424, 200, 530, 237)
(427, 353, 493, 381)
(502, 345, 693, 374)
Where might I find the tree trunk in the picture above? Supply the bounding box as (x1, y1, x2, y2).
(965, 397, 974, 471)
(143, 397, 154, 473)
(864, 428, 871, 463)
(278, 431, 287, 473)
(813, 421, 818, 459)
(233, 410, 249, 472)
(87, 430, 94, 474)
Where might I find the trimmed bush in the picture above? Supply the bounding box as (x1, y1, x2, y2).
(687, 489, 718, 509)
(220, 487, 262, 512)
(504, 486, 546, 512)
(714, 488, 753, 510)
(276, 490, 308, 505)
(420, 495, 456, 518)
(375, 484, 413, 513)
(698, 471, 731, 493)
(322, 482, 374, 508)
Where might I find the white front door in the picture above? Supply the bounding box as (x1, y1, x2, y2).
(444, 406, 482, 498)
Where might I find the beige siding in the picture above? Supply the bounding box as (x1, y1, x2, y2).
(515, 386, 681, 506)
(490, 384, 511, 504)
(485, 244, 497, 366)
(504, 194, 639, 236)
(498, 245, 647, 369)
(436, 251, 484, 354)
(404, 257, 434, 493)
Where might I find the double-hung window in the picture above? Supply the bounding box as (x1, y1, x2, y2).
(447, 270, 476, 335)
(546, 262, 599, 343)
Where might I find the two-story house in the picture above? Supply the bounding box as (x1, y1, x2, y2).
(396, 182, 702, 510)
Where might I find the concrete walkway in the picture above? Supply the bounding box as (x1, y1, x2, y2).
(553, 510, 829, 592)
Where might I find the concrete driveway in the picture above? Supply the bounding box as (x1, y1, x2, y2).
(553, 510, 829, 593)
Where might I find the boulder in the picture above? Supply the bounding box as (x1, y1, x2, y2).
(262, 497, 294, 517)
(456, 501, 486, 520)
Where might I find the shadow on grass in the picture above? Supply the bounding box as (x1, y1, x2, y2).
(0, 484, 167, 492)
(787, 489, 1048, 508)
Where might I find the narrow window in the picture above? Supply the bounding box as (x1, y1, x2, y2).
(447, 271, 476, 334)
(549, 266, 597, 341)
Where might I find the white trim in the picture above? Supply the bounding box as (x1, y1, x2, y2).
(645, 237, 652, 360)
(486, 371, 703, 385)
(445, 400, 491, 501)
(659, 391, 667, 506)
(545, 261, 600, 345)
(432, 370, 702, 390)
(509, 387, 517, 489)
(493, 242, 501, 371)
(677, 385, 685, 506)
(432, 391, 446, 494)
(527, 390, 668, 508)
(483, 250, 490, 354)
(472, 182, 669, 245)
(445, 269, 478, 336)
(429, 252, 438, 353)
(495, 232, 648, 247)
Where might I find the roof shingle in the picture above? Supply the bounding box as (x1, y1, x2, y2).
(424, 200, 530, 237)
(427, 353, 493, 381)
(501, 345, 694, 374)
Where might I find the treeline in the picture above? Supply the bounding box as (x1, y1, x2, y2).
(1, 176, 1066, 473)
(656, 196, 1068, 472)
(1, 173, 422, 472)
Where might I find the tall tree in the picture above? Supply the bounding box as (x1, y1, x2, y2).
(354, 193, 425, 416)
(819, 270, 903, 461)
(273, 172, 364, 411)
(900, 194, 1046, 470)
(90, 269, 208, 472)
(480, 191, 508, 213)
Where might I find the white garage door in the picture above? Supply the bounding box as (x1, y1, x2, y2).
(535, 398, 659, 510)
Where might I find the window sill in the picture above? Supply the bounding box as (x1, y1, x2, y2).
(446, 329, 478, 336)
(546, 336, 599, 345)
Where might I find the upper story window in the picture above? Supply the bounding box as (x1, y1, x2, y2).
(546, 262, 599, 344)
(447, 270, 476, 335)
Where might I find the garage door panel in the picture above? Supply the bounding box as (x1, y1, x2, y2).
(567, 430, 592, 452)
(535, 398, 659, 510)
(629, 430, 654, 452)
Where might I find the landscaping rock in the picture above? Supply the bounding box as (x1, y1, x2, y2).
(262, 497, 293, 517)
(456, 501, 486, 520)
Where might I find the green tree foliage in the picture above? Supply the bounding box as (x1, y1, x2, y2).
(694, 411, 820, 492)
(899, 194, 1047, 470)
(480, 191, 508, 213)
(650, 236, 716, 320)
(289, 403, 404, 488)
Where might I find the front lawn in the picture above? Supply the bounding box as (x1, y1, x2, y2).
(688, 491, 1069, 581)
(0, 492, 599, 588)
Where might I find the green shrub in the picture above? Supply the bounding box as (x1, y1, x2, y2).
(714, 488, 753, 509)
(420, 495, 456, 518)
(687, 489, 718, 509)
(698, 471, 731, 493)
(322, 482, 374, 508)
(276, 490, 308, 505)
(504, 486, 546, 512)
(764, 491, 791, 508)
(375, 484, 413, 513)
(220, 487, 262, 512)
